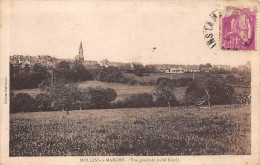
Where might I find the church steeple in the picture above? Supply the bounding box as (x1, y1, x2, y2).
(78, 41, 84, 61)
(74, 41, 84, 62)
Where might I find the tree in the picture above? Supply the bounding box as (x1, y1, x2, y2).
(184, 73, 235, 106)
(97, 66, 123, 82)
(225, 74, 237, 85)
(47, 81, 79, 114)
(10, 64, 14, 76)
(33, 63, 48, 73)
(144, 65, 156, 73)
(24, 64, 30, 73)
(118, 63, 131, 72)
(205, 63, 212, 67)
(35, 93, 53, 111)
(38, 78, 51, 90)
(54, 61, 71, 83)
(10, 63, 51, 90)
(133, 64, 144, 76)
(56, 60, 70, 70)
(154, 81, 178, 109)
(71, 61, 92, 82)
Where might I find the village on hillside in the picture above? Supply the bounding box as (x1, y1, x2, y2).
(10, 42, 250, 74)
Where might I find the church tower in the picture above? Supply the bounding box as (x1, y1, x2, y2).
(78, 41, 84, 61)
(75, 41, 84, 61)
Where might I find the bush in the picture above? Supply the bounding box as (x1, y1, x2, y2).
(139, 81, 147, 86)
(79, 86, 117, 109)
(128, 79, 138, 85)
(113, 93, 154, 108)
(10, 93, 36, 113)
(147, 80, 156, 86)
(119, 77, 131, 84)
(135, 70, 144, 77)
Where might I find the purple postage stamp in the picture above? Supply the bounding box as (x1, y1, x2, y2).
(221, 7, 257, 51)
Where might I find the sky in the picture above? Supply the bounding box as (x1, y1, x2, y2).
(8, 1, 251, 66)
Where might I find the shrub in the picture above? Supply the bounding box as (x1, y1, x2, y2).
(119, 77, 131, 84)
(147, 80, 156, 86)
(113, 93, 154, 108)
(128, 79, 138, 85)
(10, 93, 36, 113)
(79, 86, 117, 109)
(139, 81, 148, 86)
(135, 70, 144, 77)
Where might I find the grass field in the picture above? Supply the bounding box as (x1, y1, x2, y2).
(10, 105, 250, 156)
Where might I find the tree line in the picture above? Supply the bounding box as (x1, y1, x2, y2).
(10, 61, 156, 90)
(10, 60, 250, 90)
(10, 72, 247, 113)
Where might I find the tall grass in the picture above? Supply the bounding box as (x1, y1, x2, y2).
(10, 105, 250, 156)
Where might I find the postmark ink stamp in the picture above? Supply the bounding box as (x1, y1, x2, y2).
(203, 10, 222, 49)
(221, 7, 257, 51)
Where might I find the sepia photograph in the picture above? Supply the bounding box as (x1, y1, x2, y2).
(1, 0, 260, 165)
(9, 44, 252, 156)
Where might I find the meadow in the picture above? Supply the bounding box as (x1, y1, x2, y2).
(10, 105, 250, 156)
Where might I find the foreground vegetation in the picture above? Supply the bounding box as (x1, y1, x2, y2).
(10, 105, 250, 156)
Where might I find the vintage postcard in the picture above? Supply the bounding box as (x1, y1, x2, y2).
(0, 0, 260, 165)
